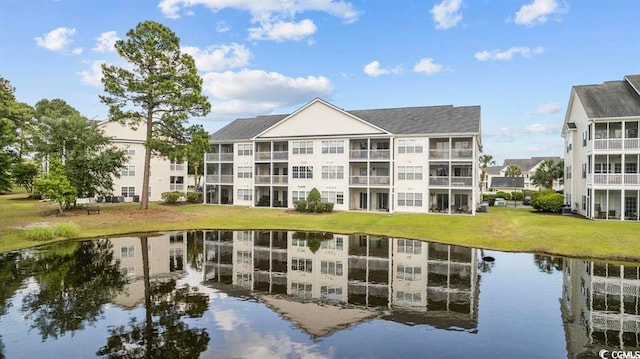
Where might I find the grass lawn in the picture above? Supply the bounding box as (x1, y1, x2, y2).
(1, 191, 639, 261)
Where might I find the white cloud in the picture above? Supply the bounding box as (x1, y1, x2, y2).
(182, 43, 251, 71)
(430, 0, 463, 30)
(514, 0, 565, 27)
(524, 123, 559, 134)
(485, 123, 560, 142)
(529, 102, 561, 115)
(72, 47, 84, 55)
(158, 0, 359, 23)
(158, 0, 358, 42)
(201, 69, 333, 118)
(363, 61, 388, 77)
(412, 58, 443, 74)
(474, 46, 544, 61)
(248, 19, 317, 42)
(94, 31, 119, 53)
(216, 21, 230, 33)
(35, 27, 77, 52)
(78, 60, 105, 87)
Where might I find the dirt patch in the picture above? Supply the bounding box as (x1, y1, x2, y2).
(44, 205, 192, 223)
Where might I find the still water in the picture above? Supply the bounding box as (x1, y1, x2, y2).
(0, 230, 638, 358)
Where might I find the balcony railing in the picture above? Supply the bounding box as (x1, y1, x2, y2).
(205, 174, 233, 184)
(205, 153, 233, 162)
(255, 151, 289, 161)
(349, 176, 390, 186)
(592, 174, 640, 185)
(429, 149, 450, 159)
(370, 150, 390, 160)
(450, 177, 473, 186)
(350, 150, 368, 160)
(593, 138, 640, 151)
(254, 175, 289, 185)
(429, 176, 449, 186)
(349, 150, 390, 160)
(451, 149, 473, 159)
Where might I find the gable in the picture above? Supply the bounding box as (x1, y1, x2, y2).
(257, 99, 387, 138)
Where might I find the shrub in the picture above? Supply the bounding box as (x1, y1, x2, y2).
(161, 191, 181, 204)
(186, 192, 202, 203)
(495, 191, 511, 200)
(24, 226, 55, 241)
(54, 222, 80, 238)
(307, 188, 321, 202)
(531, 190, 564, 213)
(482, 194, 497, 206)
(511, 191, 524, 201)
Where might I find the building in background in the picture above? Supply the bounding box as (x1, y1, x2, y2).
(204, 98, 481, 215)
(486, 157, 563, 193)
(562, 75, 640, 220)
(100, 120, 188, 202)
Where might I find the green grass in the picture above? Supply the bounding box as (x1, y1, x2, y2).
(1, 190, 639, 261)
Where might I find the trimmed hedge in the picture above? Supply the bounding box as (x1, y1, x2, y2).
(292, 187, 334, 213)
(161, 191, 181, 204)
(186, 192, 203, 203)
(531, 189, 564, 213)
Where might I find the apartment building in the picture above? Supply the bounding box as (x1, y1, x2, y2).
(562, 75, 640, 220)
(204, 98, 481, 214)
(99, 120, 188, 202)
(486, 157, 563, 192)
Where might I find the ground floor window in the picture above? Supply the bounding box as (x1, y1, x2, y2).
(121, 186, 135, 197)
(398, 192, 423, 207)
(322, 191, 344, 204)
(237, 189, 252, 201)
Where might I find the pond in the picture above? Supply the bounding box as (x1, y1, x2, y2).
(0, 230, 638, 358)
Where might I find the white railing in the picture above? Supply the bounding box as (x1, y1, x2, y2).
(369, 176, 390, 185)
(450, 177, 473, 186)
(205, 153, 233, 161)
(451, 150, 473, 159)
(350, 176, 368, 185)
(429, 176, 449, 186)
(272, 175, 288, 184)
(592, 174, 640, 185)
(429, 149, 450, 159)
(255, 175, 271, 184)
(370, 150, 390, 160)
(349, 150, 368, 160)
(205, 175, 233, 184)
(273, 151, 288, 161)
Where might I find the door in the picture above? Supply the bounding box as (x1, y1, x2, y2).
(377, 193, 388, 211)
(359, 192, 368, 210)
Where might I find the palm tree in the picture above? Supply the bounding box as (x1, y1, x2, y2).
(505, 164, 522, 177)
(531, 160, 563, 189)
(479, 154, 496, 194)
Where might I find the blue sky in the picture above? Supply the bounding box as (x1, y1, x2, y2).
(1, 0, 638, 163)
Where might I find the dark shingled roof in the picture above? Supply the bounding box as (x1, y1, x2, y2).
(573, 75, 640, 118)
(209, 101, 481, 141)
(491, 177, 525, 189)
(502, 156, 562, 172)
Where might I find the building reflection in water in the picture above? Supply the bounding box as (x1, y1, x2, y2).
(562, 259, 640, 358)
(202, 230, 479, 337)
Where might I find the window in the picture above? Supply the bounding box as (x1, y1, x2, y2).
(237, 189, 252, 201)
(582, 195, 587, 210)
(292, 166, 313, 179)
(321, 261, 343, 276)
(121, 165, 135, 177)
(121, 186, 135, 197)
(291, 258, 312, 272)
(321, 237, 344, 250)
(237, 166, 253, 178)
(237, 144, 253, 156)
(292, 141, 313, 154)
(566, 166, 572, 179)
(321, 286, 343, 301)
(123, 145, 135, 156)
(582, 163, 587, 178)
(321, 191, 344, 204)
(396, 265, 421, 281)
(120, 245, 135, 258)
(321, 140, 344, 154)
(236, 250, 252, 264)
(292, 191, 308, 202)
(321, 166, 344, 179)
(398, 166, 423, 180)
(291, 282, 312, 299)
(397, 239, 422, 254)
(398, 139, 423, 154)
(397, 291, 422, 306)
(398, 192, 423, 207)
(626, 163, 638, 174)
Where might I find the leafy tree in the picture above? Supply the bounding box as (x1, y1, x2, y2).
(505, 164, 522, 177)
(185, 125, 209, 190)
(32, 99, 127, 198)
(531, 160, 564, 189)
(0, 76, 29, 192)
(12, 160, 39, 195)
(533, 255, 563, 274)
(101, 20, 211, 209)
(33, 157, 76, 213)
(21, 240, 127, 340)
(479, 154, 496, 194)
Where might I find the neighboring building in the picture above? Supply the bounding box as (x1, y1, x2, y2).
(561, 258, 640, 357)
(486, 157, 563, 193)
(100, 120, 188, 202)
(203, 98, 481, 215)
(489, 176, 525, 194)
(562, 75, 640, 220)
(203, 230, 479, 336)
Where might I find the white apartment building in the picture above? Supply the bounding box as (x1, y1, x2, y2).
(99, 120, 188, 202)
(486, 156, 563, 193)
(562, 75, 640, 220)
(204, 98, 481, 215)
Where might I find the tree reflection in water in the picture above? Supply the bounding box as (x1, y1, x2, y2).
(96, 236, 210, 359)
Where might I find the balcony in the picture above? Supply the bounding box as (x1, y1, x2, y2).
(429, 149, 450, 159)
(450, 177, 473, 187)
(205, 153, 233, 162)
(349, 176, 390, 186)
(451, 149, 473, 159)
(349, 150, 390, 161)
(593, 138, 639, 151)
(205, 174, 233, 184)
(593, 174, 640, 185)
(429, 176, 449, 186)
(255, 175, 289, 185)
(255, 151, 289, 161)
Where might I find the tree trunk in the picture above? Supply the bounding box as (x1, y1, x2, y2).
(193, 161, 199, 190)
(140, 236, 153, 354)
(141, 112, 153, 210)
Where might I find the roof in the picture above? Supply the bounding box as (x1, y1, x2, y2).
(209, 99, 481, 141)
(491, 176, 525, 188)
(502, 156, 562, 172)
(573, 75, 640, 118)
(486, 166, 503, 176)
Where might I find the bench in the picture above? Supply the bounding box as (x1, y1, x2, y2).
(86, 205, 101, 215)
